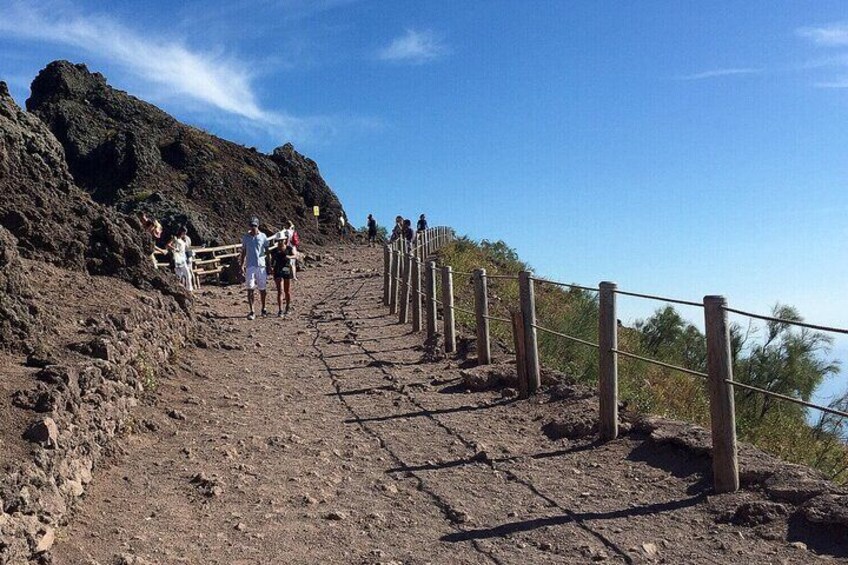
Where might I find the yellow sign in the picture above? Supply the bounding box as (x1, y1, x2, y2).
(313, 206, 320, 217)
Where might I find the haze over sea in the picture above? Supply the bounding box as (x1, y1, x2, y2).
(1, 1, 846, 415)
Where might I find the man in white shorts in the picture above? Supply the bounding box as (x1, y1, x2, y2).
(240, 217, 270, 319)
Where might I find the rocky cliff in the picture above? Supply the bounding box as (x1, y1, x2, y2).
(27, 61, 346, 245)
(0, 79, 194, 563)
(0, 80, 186, 349)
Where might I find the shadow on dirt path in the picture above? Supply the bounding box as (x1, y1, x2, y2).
(51, 245, 832, 564)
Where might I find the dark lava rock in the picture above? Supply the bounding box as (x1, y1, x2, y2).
(0, 225, 37, 348)
(764, 467, 836, 505)
(27, 61, 346, 246)
(23, 418, 59, 448)
(802, 493, 848, 526)
(0, 78, 186, 326)
(725, 501, 790, 526)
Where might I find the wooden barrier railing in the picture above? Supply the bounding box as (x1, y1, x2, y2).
(382, 228, 848, 495)
(154, 243, 243, 289)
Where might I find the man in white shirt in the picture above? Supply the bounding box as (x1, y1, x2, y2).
(240, 217, 270, 319)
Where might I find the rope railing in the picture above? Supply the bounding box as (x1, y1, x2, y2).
(725, 380, 848, 419)
(452, 305, 476, 317)
(612, 348, 708, 379)
(382, 225, 848, 496)
(724, 307, 848, 336)
(533, 324, 599, 349)
(484, 314, 511, 323)
(530, 277, 599, 293)
(614, 289, 703, 308)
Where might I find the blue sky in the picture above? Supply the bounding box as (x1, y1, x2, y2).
(1, 0, 847, 405)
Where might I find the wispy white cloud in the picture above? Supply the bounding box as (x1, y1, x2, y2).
(813, 78, 848, 89)
(0, 1, 299, 131)
(676, 68, 762, 81)
(378, 29, 447, 64)
(797, 23, 848, 46)
(797, 22, 848, 90)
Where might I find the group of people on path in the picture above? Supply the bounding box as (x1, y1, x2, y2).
(388, 214, 427, 251)
(240, 217, 300, 319)
(152, 210, 431, 321)
(139, 212, 196, 293)
(364, 213, 427, 250)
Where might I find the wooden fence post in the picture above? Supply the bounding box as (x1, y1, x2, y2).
(598, 282, 619, 441)
(389, 248, 399, 314)
(518, 271, 541, 393)
(474, 268, 491, 365)
(411, 258, 422, 331)
(704, 295, 739, 494)
(383, 245, 391, 307)
(399, 253, 412, 324)
(511, 310, 529, 398)
(441, 266, 456, 353)
(426, 261, 438, 338)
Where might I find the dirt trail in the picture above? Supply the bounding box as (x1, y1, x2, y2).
(52, 246, 831, 564)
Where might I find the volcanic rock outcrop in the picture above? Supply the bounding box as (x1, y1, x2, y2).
(0, 80, 184, 348)
(27, 61, 346, 245)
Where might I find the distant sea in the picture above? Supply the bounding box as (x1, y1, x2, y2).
(809, 342, 848, 431)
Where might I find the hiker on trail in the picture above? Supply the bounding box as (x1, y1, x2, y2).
(280, 221, 301, 280)
(168, 225, 193, 293)
(403, 218, 415, 252)
(367, 214, 378, 247)
(240, 217, 270, 320)
(269, 236, 296, 317)
(389, 215, 403, 243)
(417, 214, 428, 234)
(338, 214, 347, 239)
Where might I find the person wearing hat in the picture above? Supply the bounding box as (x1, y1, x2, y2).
(239, 217, 270, 319)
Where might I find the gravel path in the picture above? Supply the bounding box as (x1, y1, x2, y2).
(52, 247, 828, 564)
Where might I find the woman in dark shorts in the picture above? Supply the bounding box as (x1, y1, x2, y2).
(269, 237, 295, 317)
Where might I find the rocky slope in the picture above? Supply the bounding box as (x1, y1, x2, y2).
(27, 61, 346, 245)
(0, 80, 194, 563)
(0, 80, 185, 349)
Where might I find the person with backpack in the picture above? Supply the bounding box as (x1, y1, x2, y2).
(269, 236, 296, 317)
(367, 214, 378, 247)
